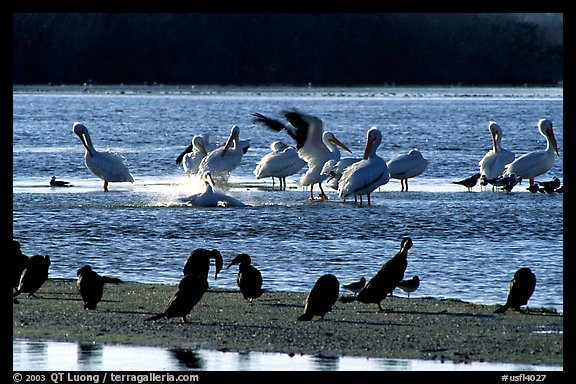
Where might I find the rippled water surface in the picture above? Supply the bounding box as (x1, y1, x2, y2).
(13, 86, 563, 312)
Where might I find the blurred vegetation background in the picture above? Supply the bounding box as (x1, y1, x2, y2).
(12, 13, 563, 86)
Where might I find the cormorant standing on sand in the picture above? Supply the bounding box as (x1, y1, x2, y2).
(227, 253, 263, 304)
(341, 238, 413, 311)
(13, 255, 51, 298)
(146, 248, 223, 323)
(494, 268, 536, 314)
(145, 273, 208, 323)
(13, 240, 29, 291)
(298, 274, 340, 321)
(77, 265, 105, 310)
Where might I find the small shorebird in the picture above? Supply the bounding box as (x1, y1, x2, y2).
(494, 268, 536, 314)
(397, 275, 420, 298)
(227, 253, 263, 304)
(342, 277, 366, 296)
(537, 176, 561, 194)
(50, 176, 71, 187)
(298, 274, 340, 321)
(453, 173, 481, 191)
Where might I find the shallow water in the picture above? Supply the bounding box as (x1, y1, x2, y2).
(13, 86, 563, 314)
(12, 339, 562, 371)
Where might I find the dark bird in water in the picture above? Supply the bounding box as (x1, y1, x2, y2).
(298, 274, 340, 321)
(145, 273, 208, 323)
(537, 176, 561, 194)
(397, 275, 420, 298)
(342, 277, 366, 296)
(342, 238, 413, 312)
(77, 265, 105, 310)
(494, 268, 536, 314)
(183, 248, 223, 281)
(555, 184, 564, 193)
(50, 176, 71, 187)
(13, 240, 30, 291)
(13, 255, 51, 298)
(227, 253, 263, 304)
(453, 173, 481, 191)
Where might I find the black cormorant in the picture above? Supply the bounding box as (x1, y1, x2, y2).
(494, 268, 536, 314)
(298, 274, 340, 321)
(13, 255, 51, 298)
(227, 253, 263, 304)
(77, 265, 105, 310)
(342, 238, 413, 311)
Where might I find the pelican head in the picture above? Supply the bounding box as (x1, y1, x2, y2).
(324, 132, 352, 153)
(222, 125, 240, 156)
(363, 127, 382, 160)
(73, 122, 93, 157)
(193, 135, 208, 155)
(488, 121, 502, 152)
(538, 119, 559, 156)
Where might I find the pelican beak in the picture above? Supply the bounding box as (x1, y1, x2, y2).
(79, 133, 93, 157)
(490, 128, 498, 152)
(363, 136, 375, 160)
(546, 126, 559, 156)
(222, 131, 237, 157)
(330, 136, 352, 153)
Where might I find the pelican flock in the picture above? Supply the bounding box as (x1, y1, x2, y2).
(73, 122, 134, 191)
(253, 111, 351, 200)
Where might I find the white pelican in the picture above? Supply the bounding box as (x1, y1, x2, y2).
(176, 135, 209, 177)
(252, 111, 351, 200)
(504, 118, 559, 186)
(72, 122, 134, 191)
(197, 125, 248, 185)
(478, 121, 515, 184)
(387, 148, 428, 191)
(253, 141, 306, 189)
(179, 172, 249, 207)
(338, 127, 389, 205)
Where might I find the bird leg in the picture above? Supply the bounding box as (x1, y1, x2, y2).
(367, 193, 371, 205)
(318, 184, 328, 200)
(377, 302, 384, 312)
(103, 180, 109, 192)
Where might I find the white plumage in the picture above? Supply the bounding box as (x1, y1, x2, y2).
(387, 148, 428, 191)
(338, 127, 390, 205)
(73, 122, 134, 191)
(254, 141, 306, 188)
(479, 121, 515, 182)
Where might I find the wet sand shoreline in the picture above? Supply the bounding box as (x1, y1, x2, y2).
(13, 278, 563, 367)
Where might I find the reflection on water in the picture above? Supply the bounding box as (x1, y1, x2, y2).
(13, 339, 561, 372)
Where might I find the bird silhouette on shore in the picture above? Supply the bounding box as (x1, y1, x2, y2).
(298, 274, 340, 321)
(227, 253, 263, 304)
(342, 277, 366, 296)
(145, 273, 209, 323)
(453, 173, 481, 191)
(494, 268, 536, 314)
(341, 238, 413, 312)
(13, 255, 51, 299)
(145, 248, 223, 323)
(77, 265, 105, 310)
(397, 275, 420, 298)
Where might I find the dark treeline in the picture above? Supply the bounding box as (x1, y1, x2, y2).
(13, 13, 563, 86)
